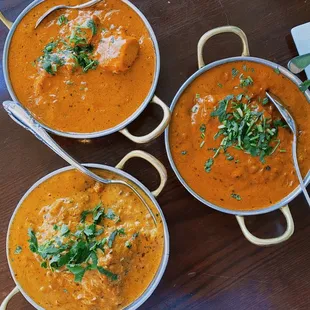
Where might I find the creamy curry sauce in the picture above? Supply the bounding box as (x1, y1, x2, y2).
(8, 0, 155, 133)
(169, 61, 310, 211)
(9, 169, 164, 309)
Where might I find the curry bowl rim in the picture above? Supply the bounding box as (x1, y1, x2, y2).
(2, 0, 161, 139)
(6, 163, 170, 310)
(164, 55, 310, 216)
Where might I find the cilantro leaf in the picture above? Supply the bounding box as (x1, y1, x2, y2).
(231, 193, 241, 201)
(87, 19, 97, 35)
(108, 228, 125, 248)
(67, 264, 86, 282)
(204, 158, 214, 173)
(57, 15, 68, 26)
(105, 208, 120, 222)
(108, 230, 118, 248)
(84, 224, 96, 237)
(299, 80, 310, 92)
(211, 98, 229, 122)
(60, 224, 70, 236)
(14, 246, 22, 254)
(93, 204, 104, 224)
(80, 210, 92, 223)
(232, 68, 239, 78)
(28, 228, 38, 253)
(97, 266, 118, 281)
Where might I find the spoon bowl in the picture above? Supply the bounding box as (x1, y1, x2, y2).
(266, 91, 310, 206)
(35, 0, 102, 28)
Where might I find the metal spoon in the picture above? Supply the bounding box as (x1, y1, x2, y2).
(35, 0, 102, 29)
(265, 92, 310, 206)
(2, 100, 157, 225)
(287, 53, 310, 74)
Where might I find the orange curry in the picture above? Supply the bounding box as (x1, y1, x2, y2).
(8, 0, 155, 133)
(169, 61, 310, 211)
(9, 169, 164, 309)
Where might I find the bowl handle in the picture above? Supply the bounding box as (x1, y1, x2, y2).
(235, 205, 294, 246)
(0, 286, 19, 309)
(115, 150, 168, 197)
(0, 12, 13, 29)
(119, 95, 171, 144)
(197, 25, 250, 69)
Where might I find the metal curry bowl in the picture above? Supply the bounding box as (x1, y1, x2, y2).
(0, 0, 170, 142)
(1, 150, 169, 310)
(165, 26, 310, 246)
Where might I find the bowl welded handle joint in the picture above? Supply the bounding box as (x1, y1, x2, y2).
(115, 150, 168, 197)
(0, 11, 13, 29)
(0, 286, 19, 310)
(119, 95, 171, 144)
(197, 25, 250, 69)
(235, 205, 294, 246)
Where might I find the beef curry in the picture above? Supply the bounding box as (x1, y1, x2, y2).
(169, 61, 310, 211)
(8, 168, 164, 309)
(8, 0, 156, 133)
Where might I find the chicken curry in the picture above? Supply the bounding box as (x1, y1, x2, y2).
(8, 168, 164, 309)
(169, 61, 310, 211)
(8, 0, 156, 133)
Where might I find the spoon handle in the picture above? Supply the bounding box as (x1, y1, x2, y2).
(73, 0, 102, 9)
(2, 100, 110, 185)
(3, 101, 157, 225)
(292, 134, 310, 206)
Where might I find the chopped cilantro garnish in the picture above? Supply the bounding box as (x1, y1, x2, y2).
(200, 124, 206, 139)
(209, 93, 286, 164)
(299, 80, 310, 92)
(225, 152, 234, 161)
(108, 229, 125, 248)
(28, 228, 38, 253)
(14, 246, 22, 254)
(125, 241, 132, 249)
(27, 202, 121, 282)
(274, 67, 280, 74)
(37, 30, 98, 75)
(204, 158, 214, 173)
(97, 266, 118, 281)
(60, 224, 70, 236)
(57, 15, 68, 26)
(232, 68, 239, 78)
(262, 97, 269, 105)
(239, 74, 253, 87)
(231, 193, 241, 201)
(87, 19, 97, 35)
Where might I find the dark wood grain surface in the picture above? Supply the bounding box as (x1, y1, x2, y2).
(1, 0, 310, 309)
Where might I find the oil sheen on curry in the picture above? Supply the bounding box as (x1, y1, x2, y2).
(8, 0, 155, 133)
(9, 169, 164, 309)
(169, 61, 310, 211)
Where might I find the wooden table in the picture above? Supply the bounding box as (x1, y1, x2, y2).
(1, 0, 310, 309)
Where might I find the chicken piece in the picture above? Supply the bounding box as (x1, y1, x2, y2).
(68, 14, 101, 47)
(33, 70, 52, 98)
(94, 33, 140, 73)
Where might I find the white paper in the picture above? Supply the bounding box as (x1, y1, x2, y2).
(291, 22, 310, 79)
